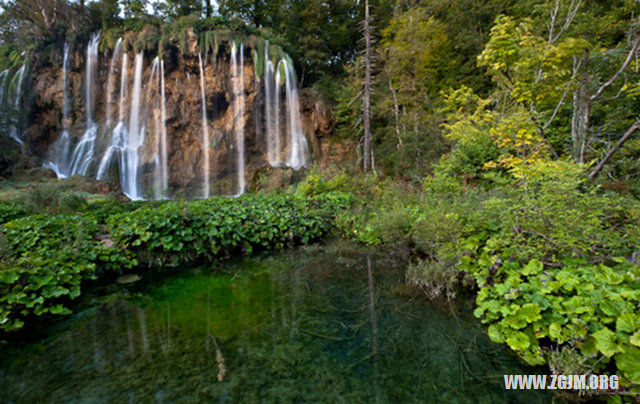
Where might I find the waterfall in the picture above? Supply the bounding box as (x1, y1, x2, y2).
(0, 69, 8, 103)
(274, 61, 282, 166)
(97, 51, 127, 181)
(198, 53, 210, 199)
(142, 57, 163, 200)
(231, 42, 245, 195)
(8, 64, 26, 145)
(121, 52, 144, 200)
(62, 42, 71, 123)
(67, 33, 100, 176)
(159, 60, 168, 198)
(264, 41, 279, 165)
(97, 51, 166, 200)
(40, 33, 310, 201)
(44, 42, 72, 177)
(261, 47, 309, 170)
(105, 38, 123, 128)
(283, 57, 309, 170)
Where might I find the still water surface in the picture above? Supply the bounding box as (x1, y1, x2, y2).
(0, 245, 550, 403)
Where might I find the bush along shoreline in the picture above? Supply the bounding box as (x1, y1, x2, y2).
(0, 192, 353, 333)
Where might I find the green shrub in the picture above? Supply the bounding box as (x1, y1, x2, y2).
(364, 205, 413, 249)
(496, 161, 640, 263)
(295, 167, 348, 197)
(107, 193, 352, 266)
(21, 184, 89, 215)
(0, 214, 135, 332)
(0, 203, 26, 224)
(450, 162, 640, 391)
(468, 257, 640, 389)
(411, 203, 462, 257)
(0, 249, 96, 331)
(406, 258, 457, 300)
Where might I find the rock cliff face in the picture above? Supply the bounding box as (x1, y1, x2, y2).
(17, 29, 335, 199)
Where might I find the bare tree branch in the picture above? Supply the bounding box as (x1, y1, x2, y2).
(589, 119, 640, 180)
(542, 89, 568, 132)
(590, 35, 640, 102)
(550, 0, 582, 44)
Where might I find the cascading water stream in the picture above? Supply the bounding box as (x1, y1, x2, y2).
(274, 61, 283, 166)
(44, 42, 72, 177)
(0, 69, 8, 103)
(67, 33, 100, 176)
(231, 42, 246, 195)
(41, 33, 309, 201)
(121, 52, 144, 200)
(97, 50, 127, 181)
(159, 60, 168, 198)
(283, 57, 309, 170)
(8, 64, 26, 145)
(139, 57, 162, 199)
(264, 41, 279, 165)
(198, 53, 210, 199)
(105, 38, 123, 128)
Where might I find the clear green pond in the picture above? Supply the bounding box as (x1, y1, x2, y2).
(0, 244, 551, 403)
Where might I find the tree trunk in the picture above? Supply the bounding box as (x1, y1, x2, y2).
(363, 0, 373, 173)
(40, 0, 53, 30)
(388, 76, 402, 149)
(571, 66, 590, 163)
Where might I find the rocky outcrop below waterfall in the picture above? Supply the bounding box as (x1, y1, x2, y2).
(13, 28, 335, 199)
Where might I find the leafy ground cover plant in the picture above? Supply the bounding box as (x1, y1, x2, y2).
(0, 192, 353, 333)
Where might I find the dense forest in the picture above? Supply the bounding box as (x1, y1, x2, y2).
(1, 0, 640, 401)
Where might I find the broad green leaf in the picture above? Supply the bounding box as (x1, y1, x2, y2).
(0, 270, 20, 284)
(522, 259, 543, 276)
(548, 322, 562, 340)
(487, 323, 504, 343)
(599, 299, 632, 317)
(593, 328, 623, 358)
(506, 331, 530, 351)
(617, 313, 640, 334)
(615, 346, 640, 384)
(597, 265, 624, 285)
(521, 350, 546, 366)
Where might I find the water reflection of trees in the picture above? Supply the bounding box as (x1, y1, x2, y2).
(2, 250, 548, 403)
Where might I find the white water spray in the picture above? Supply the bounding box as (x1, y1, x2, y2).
(105, 38, 123, 128)
(283, 57, 309, 170)
(8, 64, 26, 145)
(231, 42, 246, 195)
(198, 53, 210, 199)
(44, 42, 72, 176)
(159, 60, 168, 197)
(67, 33, 100, 175)
(121, 52, 144, 200)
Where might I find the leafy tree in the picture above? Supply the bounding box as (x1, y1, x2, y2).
(218, 0, 363, 84)
(157, 0, 204, 19)
(476, 1, 640, 180)
(0, 0, 63, 44)
(374, 7, 452, 178)
(121, 0, 148, 19)
(99, 0, 121, 29)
